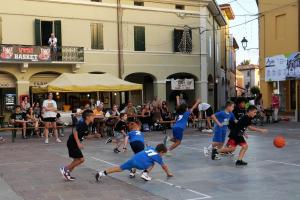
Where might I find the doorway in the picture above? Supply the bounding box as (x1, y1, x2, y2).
(41, 21, 53, 46)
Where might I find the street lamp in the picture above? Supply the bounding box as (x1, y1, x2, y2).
(241, 37, 248, 50)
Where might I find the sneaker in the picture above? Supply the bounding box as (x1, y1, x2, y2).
(129, 169, 136, 178)
(59, 167, 69, 180)
(68, 176, 76, 181)
(206, 129, 213, 133)
(236, 160, 248, 166)
(203, 147, 209, 157)
(140, 172, 152, 181)
(105, 137, 112, 144)
(95, 171, 106, 182)
(45, 138, 49, 144)
(56, 138, 62, 143)
(113, 148, 120, 153)
(211, 148, 220, 160)
(60, 133, 65, 137)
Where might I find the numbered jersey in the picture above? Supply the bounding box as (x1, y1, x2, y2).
(132, 146, 164, 169)
(173, 111, 191, 129)
(128, 130, 145, 143)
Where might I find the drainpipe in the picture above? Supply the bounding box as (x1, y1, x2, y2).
(117, 0, 123, 79)
(213, 19, 218, 111)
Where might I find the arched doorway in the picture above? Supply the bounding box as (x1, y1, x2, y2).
(0, 72, 17, 114)
(124, 73, 156, 105)
(166, 73, 198, 111)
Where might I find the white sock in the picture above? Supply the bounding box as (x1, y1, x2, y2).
(207, 144, 213, 151)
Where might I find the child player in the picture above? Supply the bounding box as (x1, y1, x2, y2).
(204, 101, 237, 158)
(211, 105, 267, 165)
(125, 121, 147, 178)
(60, 109, 95, 181)
(164, 96, 200, 153)
(105, 113, 128, 153)
(95, 144, 173, 181)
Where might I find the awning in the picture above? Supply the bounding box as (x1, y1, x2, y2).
(32, 73, 142, 93)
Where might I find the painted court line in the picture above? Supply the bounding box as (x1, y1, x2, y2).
(90, 156, 212, 200)
(90, 156, 117, 166)
(156, 179, 211, 200)
(265, 160, 300, 167)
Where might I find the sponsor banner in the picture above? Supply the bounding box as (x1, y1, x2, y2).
(0, 45, 51, 62)
(265, 52, 300, 81)
(171, 78, 194, 90)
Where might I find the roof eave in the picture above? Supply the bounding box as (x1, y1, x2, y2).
(208, 0, 227, 26)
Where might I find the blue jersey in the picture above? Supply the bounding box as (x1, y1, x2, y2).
(128, 130, 144, 143)
(132, 146, 164, 169)
(173, 111, 191, 129)
(214, 111, 235, 130)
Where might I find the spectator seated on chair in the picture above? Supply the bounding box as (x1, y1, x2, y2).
(10, 105, 28, 139)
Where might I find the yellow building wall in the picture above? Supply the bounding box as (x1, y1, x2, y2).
(258, 0, 298, 110)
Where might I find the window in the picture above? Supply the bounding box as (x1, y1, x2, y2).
(175, 4, 185, 10)
(134, 26, 145, 51)
(134, 1, 144, 6)
(91, 0, 102, 2)
(247, 71, 250, 77)
(35, 19, 61, 47)
(173, 29, 192, 53)
(91, 23, 104, 49)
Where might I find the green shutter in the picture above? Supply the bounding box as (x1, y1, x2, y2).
(134, 26, 145, 51)
(54, 20, 62, 46)
(97, 23, 104, 49)
(35, 19, 41, 46)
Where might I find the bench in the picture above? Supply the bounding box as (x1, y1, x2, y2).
(0, 126, 65, 143)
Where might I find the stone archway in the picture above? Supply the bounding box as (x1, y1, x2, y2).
(166, 73, 198, 110)
(124, 73, 157, 105)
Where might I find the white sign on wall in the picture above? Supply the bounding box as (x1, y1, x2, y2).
(171, 79, 194, 90)
(265, 52, 300, 82)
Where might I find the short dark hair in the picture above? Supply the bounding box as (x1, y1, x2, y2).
(15, 105, 21, 109)
(120, 113, 126, 118)
(247, 105, 257, 112)
(82, 109, 94, 119)
(225, 101, 234, 108)
(155, 144, 168, 153)
(176, 103, 188, 115)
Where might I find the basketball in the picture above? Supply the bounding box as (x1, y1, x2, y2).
(273, 135, 286, 148)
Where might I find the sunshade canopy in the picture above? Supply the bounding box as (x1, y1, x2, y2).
(32, 73, 142, 93)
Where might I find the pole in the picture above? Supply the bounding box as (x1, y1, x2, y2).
(117, 0, 123, 79)
(213, 18, 218, 111)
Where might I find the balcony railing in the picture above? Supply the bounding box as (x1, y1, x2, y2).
(0, 44, 84, 63)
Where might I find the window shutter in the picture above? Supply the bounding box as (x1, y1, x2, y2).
(173, 29, 182, 52)
(134, 26, 145, 51)
(35, 19, 41, 46)
(54, 20, 62, 46)
(91, 23, 96, 49)
(97, 23, 104, 49)
(0, 17, 2, 44)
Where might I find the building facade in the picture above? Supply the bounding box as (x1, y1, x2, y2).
(237, 64, 260, 96)
(257, 0, 299, 115)
(219, 3, 239, 101)
(0, 0, 227, 117)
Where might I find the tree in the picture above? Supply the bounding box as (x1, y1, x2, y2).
(250, 86, 260, 96)
(240, 60, 251, 65)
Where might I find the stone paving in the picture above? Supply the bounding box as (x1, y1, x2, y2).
(0, 121, 300, 200)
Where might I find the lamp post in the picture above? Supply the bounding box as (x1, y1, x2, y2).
(241, 37, 248, 50)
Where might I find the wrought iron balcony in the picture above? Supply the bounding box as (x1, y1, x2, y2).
(0, 44, 84, 63)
